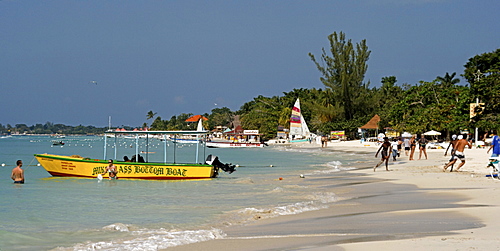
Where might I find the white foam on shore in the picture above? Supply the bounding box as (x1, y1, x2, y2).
(67, 228, 226, 251)
(310, 160, 355, 175)
(219, 191, 337, 227)
(59, 190, 338, 250)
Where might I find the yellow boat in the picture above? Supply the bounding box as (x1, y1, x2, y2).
(35, 130, 236, 180)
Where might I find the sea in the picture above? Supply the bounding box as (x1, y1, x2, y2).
(0, 135, 373, 250)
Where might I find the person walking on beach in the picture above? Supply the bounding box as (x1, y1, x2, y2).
(11, 160, 25, 184)
(444, 134, 457, 157)
(391, 138, 399, 161)
(102, 159, 118, 180)
(403, 137, 410, 156)
(444, 134, 457, 170)
(487, 131, 499, 157)
(443, 135, 472, 172)
(418, 134, 428, 160)
(409, 135, 417, 160)
(397, 137, 403, 157)
(374, 137, 392, 171)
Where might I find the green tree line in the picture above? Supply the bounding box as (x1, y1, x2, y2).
(148, 32, 500, 140)
(0, 122, 105, 135)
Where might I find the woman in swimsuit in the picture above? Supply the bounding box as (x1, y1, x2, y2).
(418, 134, 428, 160)
(409, 135, 417, 160)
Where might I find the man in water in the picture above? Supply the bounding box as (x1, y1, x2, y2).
(11, 160, 25, 184)
(102, 159, 118, 180)
(443, 135, 472, 172)
(374, 137, 392, 171)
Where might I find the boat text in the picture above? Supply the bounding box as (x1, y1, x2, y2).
(91, 165, 188, 177)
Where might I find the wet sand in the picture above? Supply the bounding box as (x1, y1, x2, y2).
(167, 141, 500, 250)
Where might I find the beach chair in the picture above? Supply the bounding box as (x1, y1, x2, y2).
(486, 157, 500, 180)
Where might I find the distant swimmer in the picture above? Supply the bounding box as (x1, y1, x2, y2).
(11, 160, 25, 184)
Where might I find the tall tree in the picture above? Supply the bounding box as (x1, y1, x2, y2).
(309, 31, 371, 121)
(389, 80, 469, 135)
(146, 110, 157, 128)
(208, 107, 234, 129)
(436, 72, 460, 87)
(463, 49, 500, 131)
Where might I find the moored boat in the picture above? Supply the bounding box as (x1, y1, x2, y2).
(52, 140, 65, 146)
(206, 141, 264, 148)
(266, 98, 315, 145)
(35, 130, 236, 180)
(206, 129, 265, 148)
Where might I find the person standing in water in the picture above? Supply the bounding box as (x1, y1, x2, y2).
(102, 159, 118, 180)
(11, 160, 25, 184)
(375, 137, 392, 171)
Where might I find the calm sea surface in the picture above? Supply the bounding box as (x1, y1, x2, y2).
(0, 135, 372, 250)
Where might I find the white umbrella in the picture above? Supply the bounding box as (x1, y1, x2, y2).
(401, 132, 412, 138)
(423, 130, 441, 136)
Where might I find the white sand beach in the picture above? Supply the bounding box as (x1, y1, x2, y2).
(166, 140, 500, 251)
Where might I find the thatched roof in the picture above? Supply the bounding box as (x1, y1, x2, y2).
(360, 114, 380, 129)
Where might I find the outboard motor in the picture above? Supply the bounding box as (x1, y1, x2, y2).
(206, 155, 236, 175)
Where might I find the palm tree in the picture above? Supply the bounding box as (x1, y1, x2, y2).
(147, 110, 157, 120)
(146, 110, 157, 128)
(436, 72, 460, 87)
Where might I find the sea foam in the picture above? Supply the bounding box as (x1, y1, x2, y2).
(68, 228, 225, 251)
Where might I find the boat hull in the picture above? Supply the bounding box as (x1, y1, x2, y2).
(34, 154, 216, 180)
(206, 142, 264, 148)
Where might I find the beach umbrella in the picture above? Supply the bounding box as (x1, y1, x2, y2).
(423, 130, 441, 136)
(401, 132, 412, 138)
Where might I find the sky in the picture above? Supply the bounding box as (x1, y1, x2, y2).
(1, 0, 498, 128)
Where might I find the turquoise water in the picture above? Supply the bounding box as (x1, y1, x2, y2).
(0, 135, 371, 250)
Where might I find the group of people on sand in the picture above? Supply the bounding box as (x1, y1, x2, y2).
(373, 132, 499, 173)
(402, 134, 429, 161)
(374, 134, 429, 172)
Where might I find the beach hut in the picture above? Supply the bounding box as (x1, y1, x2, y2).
(359, 114, 380, 140)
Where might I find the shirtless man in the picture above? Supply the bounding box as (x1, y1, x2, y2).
(374, 137, 392, 171)
(11, 160, 25, 184)
(443, 135, 472, 172)
(102, 159, 118, 180)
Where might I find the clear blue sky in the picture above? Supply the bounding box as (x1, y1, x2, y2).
(1, 0, 498, 127)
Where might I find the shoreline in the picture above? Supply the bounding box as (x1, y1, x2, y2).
(166, 140, 500, 250)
